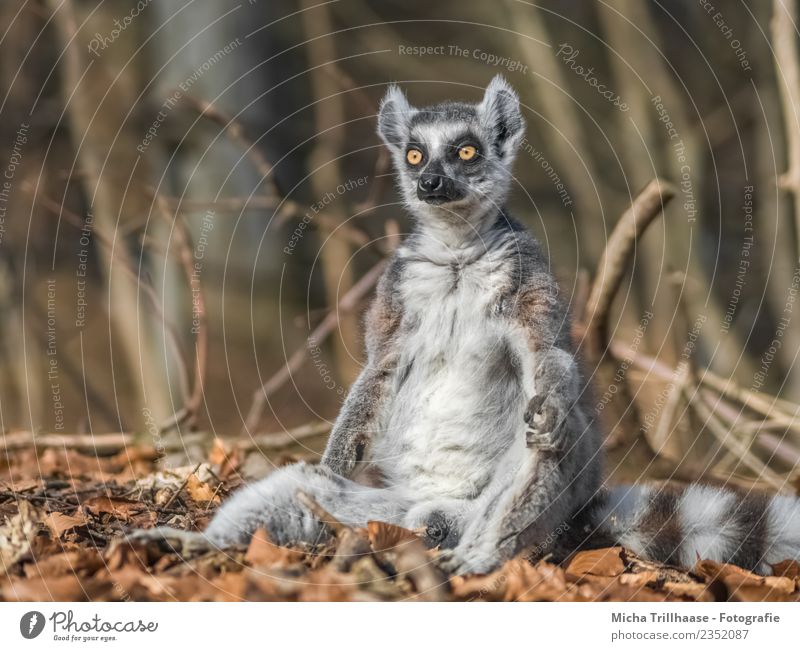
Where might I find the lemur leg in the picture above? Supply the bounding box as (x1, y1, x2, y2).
(128, 462, 411, 552)
(436, 450, 570, 573)
(438, 405, 596, 575)
(321, 360, 394, 477)
(203, 462, 411, 547)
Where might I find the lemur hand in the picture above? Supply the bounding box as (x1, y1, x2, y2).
(321, 429, 366, 477)
(321, 360, 395, 477)
(524, 349, 579, 451)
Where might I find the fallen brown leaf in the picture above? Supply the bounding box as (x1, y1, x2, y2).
(82, 495, 147, 522)
(208, 438, 229, 466)
(44, 511, 88, 538)
(763, 575, 797, 594)
(694, 559, 761, 583)
(695, 558, 798, 598)
(366, 521, 418, 553)
(617, 570, 660, 588)
(728, 584, 800, 602)
(109, 446, 160, 466)
(209, 438, 240, 480)
(23, 549, 104, 579)
(245, 528, 303, 566)
(771, 559, 800, 579)
(566, 547, 625, 577)
(39, 448, 116, 481)
(660, 581, 716, 601)
(0, 479, 41, 492)
(186, 474, 219, 504)
(1, 574, 87, 601)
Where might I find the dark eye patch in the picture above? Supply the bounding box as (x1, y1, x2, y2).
(446, 131, 484, 161)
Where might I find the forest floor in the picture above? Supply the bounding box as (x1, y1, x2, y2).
(1, 439, 799, 602)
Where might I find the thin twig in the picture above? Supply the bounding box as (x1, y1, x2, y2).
(180, 95, 284, 209)
(756, 431, 800, 467)
(239, 421, 332, 451)
(700, 370, 800, 429)
(705, 389, 769, 472)
(297, 490, 346, 536)
(204, 482, 223, 510)
(0, 431, 132, 453)
(686, 384, 787, 492)
(0, 430, 210, 454)
(163, 462, 202, 510)
(649, 362, 689, 452)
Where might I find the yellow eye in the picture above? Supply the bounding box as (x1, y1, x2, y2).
(458, 145, 477, 161)
(406, 148, 423, 165)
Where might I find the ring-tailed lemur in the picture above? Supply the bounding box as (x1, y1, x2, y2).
(136, 76, 800, 576)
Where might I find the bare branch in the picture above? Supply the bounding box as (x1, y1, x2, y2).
(584, 178, 677, 354)
(686, 384, 787, 492)
(772, 0, 800, 259)
(154, 195, 208, 433)
(239, 421, 332, 451)
(0, 430, 209, 454)
(582, 179, 675, 471)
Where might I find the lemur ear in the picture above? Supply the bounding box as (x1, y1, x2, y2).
(478, 75, 525, 160)
(377, 85, 413, 151)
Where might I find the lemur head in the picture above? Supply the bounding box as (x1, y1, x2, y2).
(377, 75, 525, 234)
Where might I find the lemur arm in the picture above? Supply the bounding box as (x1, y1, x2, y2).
(321, 361, 393, 477)
(321, 260, 403, 477)
(509, 268, 580, 450)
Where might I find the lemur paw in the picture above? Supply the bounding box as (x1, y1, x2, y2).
(524, 350, 579, 450)
(435, 546, 501, 576)
(422, 511, 457, 549)
(524, 393, 570, 450)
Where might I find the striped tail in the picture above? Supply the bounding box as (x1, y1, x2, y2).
(585, 484, 800, 575)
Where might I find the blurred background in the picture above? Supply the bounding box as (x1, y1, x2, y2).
(1, 0, 799, 487)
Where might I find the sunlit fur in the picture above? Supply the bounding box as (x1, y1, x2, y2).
(202, 77, 598, 574)
(139, 77, 800, 578)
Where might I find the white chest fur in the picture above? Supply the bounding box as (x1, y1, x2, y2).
(371, 244, 535, 500)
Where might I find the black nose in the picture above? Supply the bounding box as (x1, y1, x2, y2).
(416, 169, 461, 204)
(418, 173, 443, 193)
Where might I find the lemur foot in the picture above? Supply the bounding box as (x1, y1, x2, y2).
(420, 511, 464, 550)
(422, 512, 450, 549)
(435, 545, 502, 576)
(124, 526, 213, 556)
